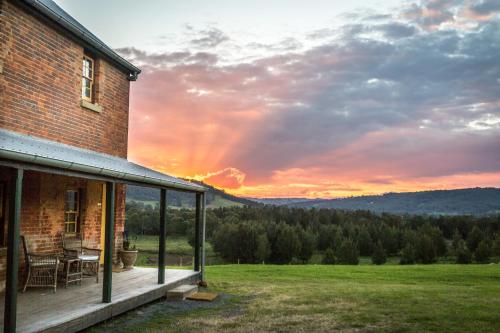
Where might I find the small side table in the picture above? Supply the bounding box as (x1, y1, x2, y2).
(59, 257, 82, 288)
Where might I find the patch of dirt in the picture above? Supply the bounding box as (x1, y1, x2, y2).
(85, 292, 242, 333)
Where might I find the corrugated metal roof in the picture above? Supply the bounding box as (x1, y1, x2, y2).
(0, 129, 205, 192)
(21, 0, 141, 80)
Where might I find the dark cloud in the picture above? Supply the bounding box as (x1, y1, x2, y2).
(123, 1, 500, 184)
(190, 27, 229, 48)
(470, 0, 500, 15)
(402, 0, 461, 29)
(365, 14, 393, 21)
(379, 23, 417, 38)
(116, 47, 218, 67)
(247, 37, 303, 52)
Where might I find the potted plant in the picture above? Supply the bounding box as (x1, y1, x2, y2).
(119, 232, 138, 270)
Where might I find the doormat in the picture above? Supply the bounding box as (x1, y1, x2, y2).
(186, 292, 219, 302)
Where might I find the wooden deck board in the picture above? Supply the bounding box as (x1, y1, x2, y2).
(0, 268, 200, 333)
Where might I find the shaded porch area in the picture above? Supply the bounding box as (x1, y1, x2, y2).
(0, 128, 207, 332)
(0, 268, 200, 333)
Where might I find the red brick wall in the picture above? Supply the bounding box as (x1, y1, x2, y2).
(0, 0, 130, 158)
(0, 168, 126, 292)
(114, 184, 126, 257)
(0, 1, 134, 291)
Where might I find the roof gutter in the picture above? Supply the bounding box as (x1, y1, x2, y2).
(21, 0, 141, 81)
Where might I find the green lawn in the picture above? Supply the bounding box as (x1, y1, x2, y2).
(88, 264, 500, 333)
(133, 235, 217, 266)
(134, 235, 194, 255)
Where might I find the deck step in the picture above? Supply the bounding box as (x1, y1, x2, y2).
(166, 284, 198, 300)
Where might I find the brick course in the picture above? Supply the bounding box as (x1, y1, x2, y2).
(0, 0, 130, 158)
(0, 0, 133, 291)
(0, 168, 126, 292)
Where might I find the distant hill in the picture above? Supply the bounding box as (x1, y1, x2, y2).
(128, 185, 500, 215)
(282, 188, 500, 215)
(249, 198, 317, 205)
(126, 180, 257, 208)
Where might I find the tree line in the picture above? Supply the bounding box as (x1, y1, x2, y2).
(126, 202, 500, 265)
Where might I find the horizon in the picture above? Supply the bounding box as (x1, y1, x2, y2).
(188, 177, 499, 200)
(55, 0, 500, 199)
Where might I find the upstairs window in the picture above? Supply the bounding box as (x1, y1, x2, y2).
(82, 55, 94, 102)
(64, 190, 80, 233)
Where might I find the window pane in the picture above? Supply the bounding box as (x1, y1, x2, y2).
(65, 190, 78, 211)
(65, 223, 76, 233)
(67, 200, 76, 212)
(82, 59, 88, 77)
(81, 79, 86, 98)
(82, 58, 92, 78)
(64, 190, 79, 233)
(82, 78, 91, 99)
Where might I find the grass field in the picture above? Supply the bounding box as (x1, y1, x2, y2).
(206, 195, 244, 208)
(133, 235, 217, 266)
(135, 235, 195, 255)
(88, 264, 500, 333)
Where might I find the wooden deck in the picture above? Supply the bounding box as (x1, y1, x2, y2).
(0, 268, 200, 333)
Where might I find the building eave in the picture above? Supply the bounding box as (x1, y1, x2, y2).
(20, 0, 141, 81)
(0, 129, 206, 193)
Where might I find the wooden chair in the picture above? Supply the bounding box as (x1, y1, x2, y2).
(21, 235, 60, 293)
(62, 233, 101, 283)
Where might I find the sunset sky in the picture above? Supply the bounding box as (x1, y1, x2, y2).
(56, 0, 500, 198)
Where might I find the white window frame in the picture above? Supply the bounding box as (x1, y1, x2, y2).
(82, 55, 94, 102)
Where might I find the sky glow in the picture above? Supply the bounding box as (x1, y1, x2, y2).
(56, 0, 500, 198)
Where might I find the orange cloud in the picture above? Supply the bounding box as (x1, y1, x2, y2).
(192, 167, 246, 189)
(123, 7, 500, 199)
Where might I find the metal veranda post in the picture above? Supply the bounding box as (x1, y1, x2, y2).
(194, 193, 202, 272)
(4, 168, 23, 333)
(200, 192, 207, 281)
(102, 181, 115, 303)
(158, 188, 167, 284)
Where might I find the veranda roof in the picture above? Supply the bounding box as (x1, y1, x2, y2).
(0, 129, 205, 193)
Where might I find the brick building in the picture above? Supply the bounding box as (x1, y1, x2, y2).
(0, 0, 207, 331)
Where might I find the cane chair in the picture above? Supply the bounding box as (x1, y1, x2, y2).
(21, 235, 60, 293)
(62, 233, 101, 282)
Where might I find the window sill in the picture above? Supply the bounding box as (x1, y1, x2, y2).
(81, 99, 103, 113)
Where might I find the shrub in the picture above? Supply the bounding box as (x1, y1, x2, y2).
(317, 225, 333, 251)
(451, 229, 463, 255)
(474, 240, 491, 264)
(211, 221, 263, 263)
(455, 240, 472, 264)
(357, 228, 374, 256)
(255, 234, 271, 263)
(297, 227, 316, 263)
(274, 223, 301, 264)
(371, 241, 387, 265)
(416, 235, 437, 264)
(400, 244, 416, 265)
(467, 226, 483, 253)
(492, 234, 500, 256)
(337, 239, 359, 265)
(322, 248, 336, 264)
